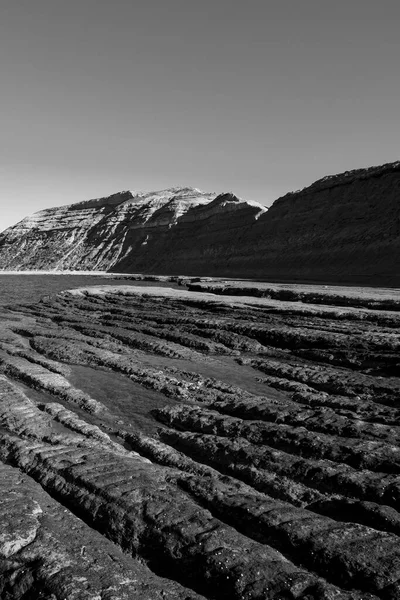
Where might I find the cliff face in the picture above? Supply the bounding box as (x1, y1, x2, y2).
(231, 161, 400, 285)
(114, 192, 267, 274)
(1, 161, 400, 284)
(0, 187, 217, 271)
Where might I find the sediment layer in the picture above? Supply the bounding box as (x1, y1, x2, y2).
(1, 161, 400, 284)
(0, 282, 400, 598)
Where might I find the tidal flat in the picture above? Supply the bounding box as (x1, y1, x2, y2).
(1, 275, 400, 599)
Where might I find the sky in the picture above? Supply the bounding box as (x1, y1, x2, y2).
(1, 0, 400, 231)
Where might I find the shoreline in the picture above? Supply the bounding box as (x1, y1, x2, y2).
(1, 269, 400, 291)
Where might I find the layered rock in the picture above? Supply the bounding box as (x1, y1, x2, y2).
(1, 283, 400, 597)
(114, 192, 267, 274)
(0, 187, 217, 271)
(229, 161, 400, 285)
(1, 160, 400, 284)
(0, 186, 267, 273)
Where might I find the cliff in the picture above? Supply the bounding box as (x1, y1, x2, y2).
(1, 161, 400, 285)
(0, 187, 217, 271)
(233, 160, 400, 285)
(114, 192, 267, 274)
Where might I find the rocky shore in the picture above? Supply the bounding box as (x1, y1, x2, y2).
(0, 282, 400, 599)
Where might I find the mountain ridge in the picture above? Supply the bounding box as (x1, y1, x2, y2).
(1, 162, 400, 285)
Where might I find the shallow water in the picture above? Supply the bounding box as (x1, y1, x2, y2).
(139, 353, 286, 400)
(0, 274, 180, 307)
(0, 274, 114, 306)
(68, 364, 179, 434)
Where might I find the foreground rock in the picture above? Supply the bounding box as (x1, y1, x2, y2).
(0, 283, 400, 598)
(0, 461, 207, 600)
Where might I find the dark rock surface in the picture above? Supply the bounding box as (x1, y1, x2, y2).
(228, 161, 400, 286)
(0, 459, 205, 600)
(0, 282, 400, 598)
(2, 161, 400, 284)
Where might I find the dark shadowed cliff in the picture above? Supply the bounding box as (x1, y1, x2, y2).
(226, 161, 400, 285)
(1, 161, 400, 285)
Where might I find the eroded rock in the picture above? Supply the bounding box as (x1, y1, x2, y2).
(0, 284, 399, 599)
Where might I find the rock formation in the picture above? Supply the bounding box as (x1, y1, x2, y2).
(0, 187, 218, 271)
(230, 161, 400, 286)
(1, 282, 400, 598)
(1, 161, 400, 284)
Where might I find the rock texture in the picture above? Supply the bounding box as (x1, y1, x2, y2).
(1, 282, 400, 598)
(0, 187, 218, 271)
(1, 161, 400, 284)
(231, 161, 400, 286)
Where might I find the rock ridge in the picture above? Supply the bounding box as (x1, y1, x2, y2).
(277, 160, 400, 201)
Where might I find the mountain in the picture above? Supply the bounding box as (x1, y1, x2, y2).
(231, 160, 400, 286)
(113, 191, 267, 275)
(1, 161, 400, 285)
(0, 187, 217, 271)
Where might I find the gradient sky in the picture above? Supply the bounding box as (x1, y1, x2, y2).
(1, 0, 400, 231)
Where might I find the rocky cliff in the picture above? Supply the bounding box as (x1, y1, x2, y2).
(230, 161, 400, 286)
(0, 187, 217, 271)
(1, 161, 400, 284)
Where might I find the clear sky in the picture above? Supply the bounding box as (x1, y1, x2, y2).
(1, 0, 400, 231)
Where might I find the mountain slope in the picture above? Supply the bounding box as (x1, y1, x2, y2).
(0, 187, 217, 271)
(1, 161, 400, 284)
(113, 192, 267, 274)
(229, 161, 400, 285)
